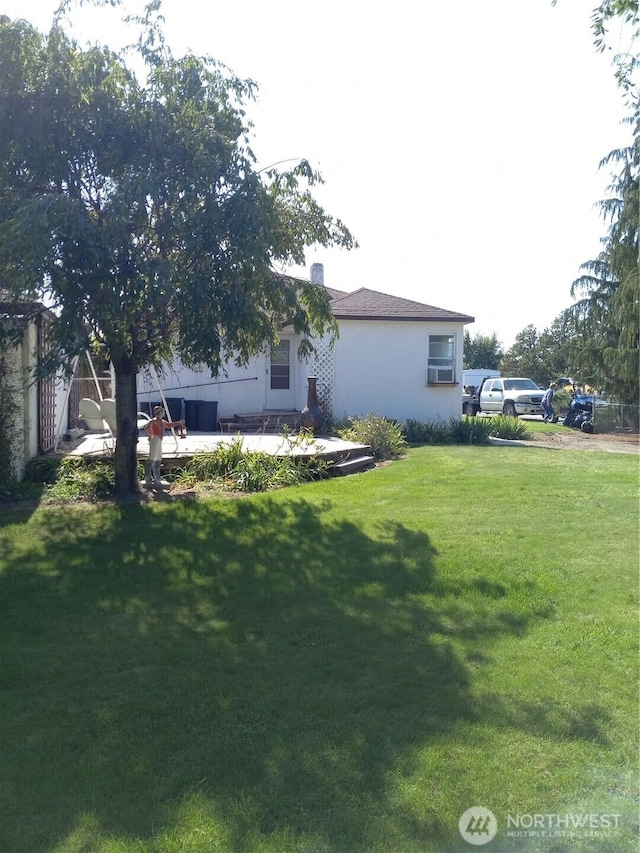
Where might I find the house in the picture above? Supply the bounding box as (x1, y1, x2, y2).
(2, 268, 473, 479)
(137, 265, 475, 427)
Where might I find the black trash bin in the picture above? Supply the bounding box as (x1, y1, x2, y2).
(142, 398, 184, 422)
(185, 400, 199, 431)
(163, 397, 184, 423)
(197, 400, 218, 432)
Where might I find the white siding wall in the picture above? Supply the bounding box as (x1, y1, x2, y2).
(137, 354, 266, 420)
(331, 320, 465, 423)
(136, 320, 467, 425)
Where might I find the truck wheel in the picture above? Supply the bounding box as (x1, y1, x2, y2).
(463, 403, 476, 417)
(503, 402, 517, 418)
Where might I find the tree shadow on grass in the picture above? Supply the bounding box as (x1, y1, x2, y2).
(0, 498, 613, 852)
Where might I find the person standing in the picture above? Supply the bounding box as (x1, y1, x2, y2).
(541, 382, 558, 423)
(143, 406, 184, 487)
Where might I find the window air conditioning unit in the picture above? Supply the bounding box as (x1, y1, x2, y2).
(429, 367, 455, 383)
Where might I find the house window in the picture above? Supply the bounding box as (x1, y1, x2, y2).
(270, 339, 290, 390)
(427, 333, 456, 384)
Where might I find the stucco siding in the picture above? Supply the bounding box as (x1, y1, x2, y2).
(331, 320, 465, 423)
(138, 355, 265, 420)
(136, 320, 467, 425)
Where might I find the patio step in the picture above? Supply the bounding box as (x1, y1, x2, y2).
(329, 454, 376, 476)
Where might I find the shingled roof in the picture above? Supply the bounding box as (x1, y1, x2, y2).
(324, 286, 349, 301)
(327, 287, 474, 324)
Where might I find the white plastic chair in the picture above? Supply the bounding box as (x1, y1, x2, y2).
(79, 398, 109, 431)
(100, 398, 151, 434)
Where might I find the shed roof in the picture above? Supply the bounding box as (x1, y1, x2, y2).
(0, 291, 50, 324)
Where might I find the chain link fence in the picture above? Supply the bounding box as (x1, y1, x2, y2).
(592, 400, 640, 434)
(555, 389, 639, 434)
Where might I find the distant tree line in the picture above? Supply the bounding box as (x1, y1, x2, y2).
(463, 320, 576, 391)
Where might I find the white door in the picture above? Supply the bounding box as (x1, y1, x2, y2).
(266, 337, 295, 409)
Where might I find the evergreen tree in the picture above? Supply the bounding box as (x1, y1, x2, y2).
(568, 107, 639, 404)
(564, 0, 639, 405)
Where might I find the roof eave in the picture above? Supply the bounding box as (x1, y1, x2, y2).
(332, 313, 475, 323)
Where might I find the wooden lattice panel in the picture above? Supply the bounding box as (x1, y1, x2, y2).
(312, 345, 335, 419)
(37, 316, 56, 452)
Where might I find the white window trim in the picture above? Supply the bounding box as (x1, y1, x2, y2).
(427, 332, 458, 385)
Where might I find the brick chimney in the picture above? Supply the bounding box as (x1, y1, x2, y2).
(310, 263, 324, 285)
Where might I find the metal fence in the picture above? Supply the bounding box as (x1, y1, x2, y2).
(592, 400, 640, 434)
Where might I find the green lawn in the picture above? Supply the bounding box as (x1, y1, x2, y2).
(1, 444, 638, 853)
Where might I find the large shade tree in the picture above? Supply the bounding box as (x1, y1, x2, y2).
(498, 325, 544, 385)
(0, 2, 355, 493)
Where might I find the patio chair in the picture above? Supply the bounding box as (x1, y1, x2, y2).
(79, 398, 109, 432)
(99, 398, 117, 433)
(100, 398, 152, 434)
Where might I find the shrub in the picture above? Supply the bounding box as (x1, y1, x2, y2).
(337, 414, 406, 460)
(0, 350, 21, 497)
(402, 416, 531, 444)
(24, 456, 62, 485)
(185, 438, 247, 481)
(173, 436, 330, 493)
(487, 415, 532, 440)
(552, 389, 573, 416)
(448, 417, 492, 444)
(403, 419, 451, 445)
(44, 456, 115, 502)
(233, 453, 289, 492)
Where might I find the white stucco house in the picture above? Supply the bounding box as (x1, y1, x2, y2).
(137, 265, 475, 427)
(1, 268, 473, 478)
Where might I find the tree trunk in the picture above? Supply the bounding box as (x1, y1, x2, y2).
(112, 357, 140, 495)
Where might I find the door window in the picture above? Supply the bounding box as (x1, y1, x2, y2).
(270, 340, 290, 390)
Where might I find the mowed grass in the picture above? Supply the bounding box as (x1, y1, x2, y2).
(0, 444, 638, 853)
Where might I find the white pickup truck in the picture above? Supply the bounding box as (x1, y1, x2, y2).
(462, 377, 544, 418)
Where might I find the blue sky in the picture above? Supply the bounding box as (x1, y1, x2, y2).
(3, 0, 635, 346)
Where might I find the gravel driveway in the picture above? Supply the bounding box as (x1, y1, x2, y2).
(515, 429, 639, 454)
